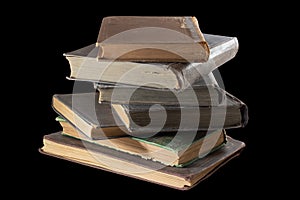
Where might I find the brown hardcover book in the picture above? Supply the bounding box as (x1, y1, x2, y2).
(64, 33, 238, 90)
(96, 16, 209, 63)
(39, 132, 245, 190)
(95, 84, 226, 106)
(52, 92, 128, 139)
(112, 90, 248, 133)
(56, 116, 226, 167)
(52, 91, 248, 138)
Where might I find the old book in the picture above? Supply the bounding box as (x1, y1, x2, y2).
(52, 92, 128, 139)
(96, 16, 209, 63)
(39, 132, 245, 190)
(64, 33, 238, 90)
(93, 71, 220, 89)
(95, 84, 226, 106)
(56, 116, 226, 167)
(112, 90, 248, 133)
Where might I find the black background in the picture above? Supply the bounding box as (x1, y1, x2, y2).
(9, 2, 286, 198)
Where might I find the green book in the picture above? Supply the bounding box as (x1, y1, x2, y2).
(56, 116, 227, 167)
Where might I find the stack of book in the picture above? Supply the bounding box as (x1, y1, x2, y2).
(39, 16, 248, 190)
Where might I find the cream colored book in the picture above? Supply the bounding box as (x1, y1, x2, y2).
(64, 33, 238, 90)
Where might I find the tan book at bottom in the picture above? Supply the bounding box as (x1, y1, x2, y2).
(39, 132, 245, 190)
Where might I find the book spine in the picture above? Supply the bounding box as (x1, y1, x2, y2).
(223, 89, 249, 127)
(185, 16, 210, 61)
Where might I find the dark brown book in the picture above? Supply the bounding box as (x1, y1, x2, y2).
(96, 16, 209, 63)
(39, 132, 245, 190)
(112, 90, 249, 133)
(52, 92, 128, 139)
(64, 33, 238, 90)
(95, 84, 226, 106)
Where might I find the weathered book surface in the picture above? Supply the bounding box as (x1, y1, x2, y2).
(96, 16, 209, 63)
(39, 132, 245, 190)
(64, 33, 238, 90)
(112, 90, 248, 133)
(95, 84, 226, 106)
(52, 93, 128, 139)
(92, 71, 220, 89)
(57, 116, 226, 167)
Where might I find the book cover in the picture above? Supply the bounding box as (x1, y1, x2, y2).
(52, 92, 128, 139)
(95, 84, 226, 106)
(57, 116, 227, 167)
(92, 71, 220, 89)
(96, 16, 210, 63)
(112, 89, 248, 133)
(64, 33, 238, 90)
(39, 132, 245, 190)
